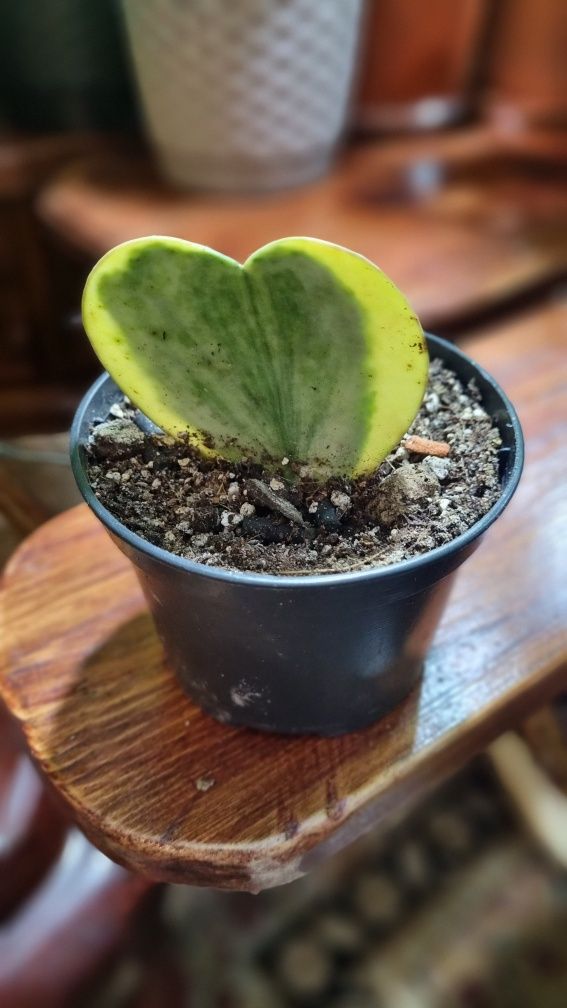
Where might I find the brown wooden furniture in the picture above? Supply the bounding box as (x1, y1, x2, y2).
(0, 301, 565, 892)
(0, 133, 101, 373)
(356, 0, 488, 131)
(483, 0, 566, 127)
(0, 132, 106, 436)
(0, 702, 150, 1007)
(35, 127, 567, 336)
(354, 0, 567, 132)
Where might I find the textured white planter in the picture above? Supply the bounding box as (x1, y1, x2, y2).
(122, 0, 363, 191)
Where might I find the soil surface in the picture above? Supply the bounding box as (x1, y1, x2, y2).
(86, 359, 502, 575)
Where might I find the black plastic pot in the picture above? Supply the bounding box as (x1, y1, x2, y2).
(71, 335, 523, 736)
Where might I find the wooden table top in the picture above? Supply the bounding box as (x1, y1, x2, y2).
(36, 127, 567, 332)
(0, 301, 566, 890)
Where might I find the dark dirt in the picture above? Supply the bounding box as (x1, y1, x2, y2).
(86, 359, 502, 575)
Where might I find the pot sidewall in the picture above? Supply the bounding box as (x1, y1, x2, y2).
(70, 334, 524, 734)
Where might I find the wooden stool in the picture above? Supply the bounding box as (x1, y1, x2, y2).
(0, 310, 565, 892)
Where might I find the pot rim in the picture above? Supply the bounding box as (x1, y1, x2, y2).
(70, 334, 524, 589)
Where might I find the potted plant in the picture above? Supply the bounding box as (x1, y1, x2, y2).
(71, 236, 523, 735)
(120, 0, 364, 191)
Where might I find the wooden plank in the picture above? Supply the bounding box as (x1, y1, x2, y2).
(482, 0, 566, 127)
(36, 128, 567, 329)
(0, 302, 566, 890)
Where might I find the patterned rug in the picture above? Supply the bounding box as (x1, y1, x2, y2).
(85, 758, 567, 1007)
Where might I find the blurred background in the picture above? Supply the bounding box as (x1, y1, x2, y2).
(0, 1, 566, 1005)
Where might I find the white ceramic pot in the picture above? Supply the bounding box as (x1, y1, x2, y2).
(121, 0, 363, 191)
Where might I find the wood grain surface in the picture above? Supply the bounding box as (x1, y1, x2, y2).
(1, 303, 566, 890)
(36, 128, 567, 331)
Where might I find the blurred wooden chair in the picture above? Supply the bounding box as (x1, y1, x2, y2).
(0, 452, 150, 1007)
(0, 700, 151, 1008)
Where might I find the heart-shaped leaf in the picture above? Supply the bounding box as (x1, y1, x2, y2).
(82, 236, 428, 476)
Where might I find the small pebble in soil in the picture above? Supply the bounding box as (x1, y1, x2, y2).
(330, 489, 352, 514)
(423, 456, 452, 481)
(91, 418, 145, 459)
(314, 499, 342, 531)
(367, 464, 439, 526)
(86, 359, 502, 576)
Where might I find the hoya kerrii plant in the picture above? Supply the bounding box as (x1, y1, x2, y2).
(82, 236, 429, 480)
